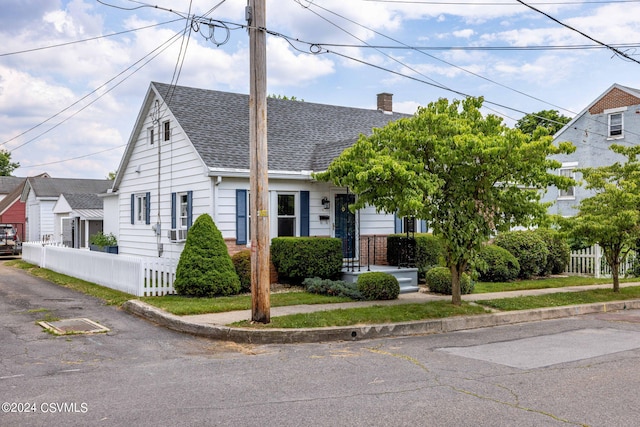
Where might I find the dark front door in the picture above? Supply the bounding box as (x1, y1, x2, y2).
(335, 194, 356, 258)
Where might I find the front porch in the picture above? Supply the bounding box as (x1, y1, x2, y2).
(341, 265, 419, 293)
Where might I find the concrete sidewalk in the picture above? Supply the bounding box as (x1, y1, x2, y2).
(122, 281, 640, 344)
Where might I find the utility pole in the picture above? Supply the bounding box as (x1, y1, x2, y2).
(248, 0, 270, 323)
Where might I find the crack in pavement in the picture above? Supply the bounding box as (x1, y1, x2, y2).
(364, 344, 591, 427)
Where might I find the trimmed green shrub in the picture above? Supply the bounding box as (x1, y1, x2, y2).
(534, 228, 571, 275)
(387, 233, 445, 277)
(231, 250, 251, 293)
(416, 234, 445, 277)
(357, 272, 400, 300)
(174, 214, 241, 297)
(425, 266, 474, 295)
(476, 245, 520, 282)
(271, 237, 343, 284)
(494, 230, 549, 279)
(303, 277, 364, 300)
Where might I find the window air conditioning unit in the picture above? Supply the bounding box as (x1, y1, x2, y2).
(169, 229, 188, 242)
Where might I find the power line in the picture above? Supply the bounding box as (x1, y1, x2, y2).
(515, 0, 640, 65)
(19, 144, 126, 169)
(0, 19, 183, 57)
(364, 0, 640, 4)
(311, 42, 640, 52)
(3, 28, 188, 151)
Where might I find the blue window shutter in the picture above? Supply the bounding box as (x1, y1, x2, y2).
(300, 191, 309, 236)
(394, 213, 402, 234)
(171, 193, 177, 229)
(420, 220, 427, 233)
(187, 191, 193, 228)
(236, 189, 247, 245)
(145, 192, 151, 225)
(130, 194, 135, 224)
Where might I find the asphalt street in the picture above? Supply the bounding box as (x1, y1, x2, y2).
(2, 260, 640, 426)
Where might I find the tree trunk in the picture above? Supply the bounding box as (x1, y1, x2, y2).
(612, 261, 620, 293)
(450, 265, 462, 306)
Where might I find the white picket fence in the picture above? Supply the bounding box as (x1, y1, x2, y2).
(567, 245, 637, 278)
(22, 242, 177, 296)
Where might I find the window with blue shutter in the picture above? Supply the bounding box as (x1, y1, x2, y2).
(130, 194, 135, 224)
(236, 189, 247, 245)
(300, 191, 309, 236)
(171, 193, 177, 229)
(145, 192, 151, 225)
(186, 191, 193, 228)
(394, 213, 402, 234)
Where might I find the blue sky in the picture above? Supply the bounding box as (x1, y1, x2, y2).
(1, 0, 640, 179)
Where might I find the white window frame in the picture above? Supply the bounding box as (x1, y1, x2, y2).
(178, 192, 188, 229)
(275, 192, 297, 237)
(608, 113, 623, 138)
(558, 167, 576, 200)
(136, 194, 147, 223)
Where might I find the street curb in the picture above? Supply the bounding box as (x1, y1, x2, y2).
(122, 299, 640, 344)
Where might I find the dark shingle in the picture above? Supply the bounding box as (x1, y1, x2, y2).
(62, 193, 103, 210)
(153, 82, 411, 172)
(28, 178, 112, 198)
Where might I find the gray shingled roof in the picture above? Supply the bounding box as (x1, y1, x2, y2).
(28, 178, 112, 197)
(62, 193, 103, 210)
(153, 82, 411, 172)
(0, 176, 26, 194)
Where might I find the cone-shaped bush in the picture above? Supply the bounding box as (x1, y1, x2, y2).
(174, 213, 240, 297)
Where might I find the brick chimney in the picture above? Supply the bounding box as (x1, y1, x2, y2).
(377, 92, 393, 113)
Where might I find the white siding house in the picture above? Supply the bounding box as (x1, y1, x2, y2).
(20, 177, 112, 242)
(109, 82, 414, 265)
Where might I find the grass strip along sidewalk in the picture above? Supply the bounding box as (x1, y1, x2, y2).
(9, 260, 640, 329)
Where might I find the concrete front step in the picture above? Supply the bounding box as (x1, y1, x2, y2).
(341, 265, 419, 293)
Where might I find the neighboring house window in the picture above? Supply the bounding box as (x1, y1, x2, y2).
(171, 191, 193, 229)
(131, 192, 151, 225)
(558, 168, 575, 199)
(277, 193, 296, 236)
(236, 189, 248, 245)
(163, 120, 170, 142)
(608, 112, 623, 138)
(148, 127, 155, 146)
(394, 214, 420, 234)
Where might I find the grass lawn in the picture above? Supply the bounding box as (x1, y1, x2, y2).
(473, 276, 639, 294)
(140, 292, 353, 316)
(478, 285, 640, 311)
(233, 301, 490, 328)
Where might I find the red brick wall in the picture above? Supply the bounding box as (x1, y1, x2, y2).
(589, 87, 640, 114)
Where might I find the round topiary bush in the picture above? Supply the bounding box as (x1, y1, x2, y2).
(534, 228, 571, 275)
(231, 249, 251, 293)
(494, 230, 549, 279)
(425, 266, 474, 295)
(476, 245, 520, 282)
(174, 213, 241, 297)
(356, 272, 400, 300)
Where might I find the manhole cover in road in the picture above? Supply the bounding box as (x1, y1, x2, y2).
(439, 328, 640, 369)
(38, 318, 110, 335)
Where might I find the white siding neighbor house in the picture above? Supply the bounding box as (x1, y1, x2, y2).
(21, 177, 112, 242)
(543, 83, 640, 216)
(108, 82, 418, 265)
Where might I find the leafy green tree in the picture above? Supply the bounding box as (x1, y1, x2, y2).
(174, 213, 240, 297)
(515, 110, 571, 136)
(0, 150, 19, 176)
(559, 144, 640, 292)
(315, 97, 574, 305)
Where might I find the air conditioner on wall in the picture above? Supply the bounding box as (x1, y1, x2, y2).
(168, 229, 188, 242)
